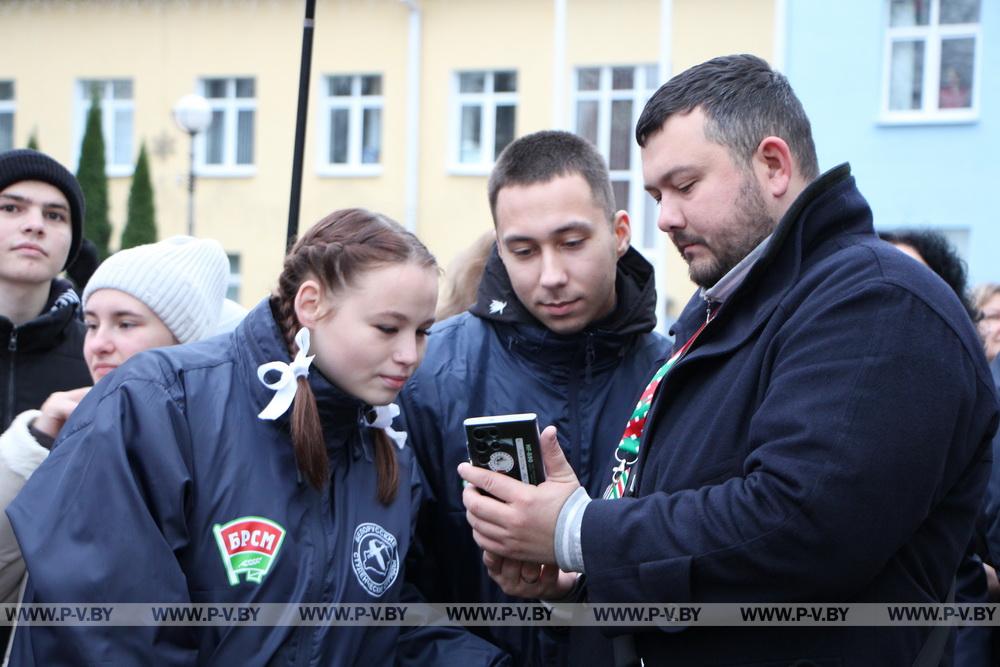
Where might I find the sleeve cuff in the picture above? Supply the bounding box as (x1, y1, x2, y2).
(554, 486, 590, 573)
(0, 410, 50, 480)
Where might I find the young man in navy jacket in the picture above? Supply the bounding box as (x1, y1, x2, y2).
(399, 131, 669, 665)
(460, 54, 999, 666)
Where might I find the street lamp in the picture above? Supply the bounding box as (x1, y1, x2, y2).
(172, 94, 212, 237)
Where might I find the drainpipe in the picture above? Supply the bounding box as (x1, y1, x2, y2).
(401, 0, 422, 232)
(552, 0, 567, 128)
(655, 0, 673, 333)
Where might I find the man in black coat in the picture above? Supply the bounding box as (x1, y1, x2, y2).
(460, 55, 998, 666)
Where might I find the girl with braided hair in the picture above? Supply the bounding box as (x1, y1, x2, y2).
(6, 209, 508, 665)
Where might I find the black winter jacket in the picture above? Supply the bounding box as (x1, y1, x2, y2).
(0, 279, 90, 430)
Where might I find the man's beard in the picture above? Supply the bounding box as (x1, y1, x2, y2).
(687, 179, 775, 289)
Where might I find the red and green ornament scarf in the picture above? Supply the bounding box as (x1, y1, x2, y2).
(604, 312, 716, 499)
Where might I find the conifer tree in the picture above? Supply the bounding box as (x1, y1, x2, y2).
(26, 132, 38, 150)
(76, 89, 111, 260)
(121, 143, 157, 249)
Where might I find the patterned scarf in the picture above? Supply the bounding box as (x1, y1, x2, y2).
(604, 309, 716, 499)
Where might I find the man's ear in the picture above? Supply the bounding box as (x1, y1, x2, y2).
(612, 210, 631, 258)
(754, 136, 793, 199)
(293, 279, 329, 328)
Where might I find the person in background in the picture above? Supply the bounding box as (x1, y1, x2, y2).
(436, 230, 495, 321)
(881, 229, 995, 666)
(7, 209, 507, 666)
(0, 235, 230, 609)
(66, 238, 99, 296)
(0, 149, 90, 433)
(0, 147, 91, 652)
(879, 229, 977, 320)
(973, 283, 1000, 364)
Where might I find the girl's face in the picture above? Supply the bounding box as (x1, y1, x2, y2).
(300, 262, 438, 406)
(83, 289, 177, 381)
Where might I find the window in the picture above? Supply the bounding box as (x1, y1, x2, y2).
(882, 0, 981, 122)
(198, 77, 256, 174)
(573, 65, 659, 250)
(0, 81, 13, 153)
(318, 74, 382, 175)
(450, 70, 517, 173)
(74, 79, 134, 176)
(226, 253, 241, 302)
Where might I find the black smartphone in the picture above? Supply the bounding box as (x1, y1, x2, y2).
(464, 413, 545, 485)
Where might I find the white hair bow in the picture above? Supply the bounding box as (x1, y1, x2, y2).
(257, 328, 315, 420)
(367, 403, 408, 450)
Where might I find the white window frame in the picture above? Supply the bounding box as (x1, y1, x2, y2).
(73, 79, 135, 177)
(316, 73, 383, 177)
(572, 65, 659, 251)
(226, 253, 241, 302)
(0, 81, 14, 153)
(448, 70, 518, 176)
(880, 0, 982, 124)
(196, 77, 257, 178)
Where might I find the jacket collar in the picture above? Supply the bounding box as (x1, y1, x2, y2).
(234, 299, 372, 460)
(466, 245, 659, 372)
(0, 279, 82, 351)
(469, 244, 658, 336)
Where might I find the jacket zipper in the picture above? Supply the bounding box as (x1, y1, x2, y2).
(583, 334, 596, 385)
(5, 329, 17, 428)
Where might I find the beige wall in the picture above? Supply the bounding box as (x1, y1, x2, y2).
(567, 0, 662, 66)
(1, 0, 778, 319)
(302, 1, 411, 226)
(663, 0, 777, 315)
(416, 0, 556, 268)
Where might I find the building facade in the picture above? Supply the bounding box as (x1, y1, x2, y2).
(782, 0, 998, 287)
(1, 0, 778, 320)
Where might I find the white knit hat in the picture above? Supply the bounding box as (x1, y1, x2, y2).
(83, 236, 230, 344)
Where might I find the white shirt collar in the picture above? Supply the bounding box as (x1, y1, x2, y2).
(701, 233, 773, 305)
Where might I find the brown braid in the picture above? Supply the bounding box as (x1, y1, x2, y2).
(271, 209, 436, 504)
(269, 292, 328, 490)
(372, 430, 398, 504)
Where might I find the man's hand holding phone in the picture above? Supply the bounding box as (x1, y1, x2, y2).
(458, 424, 581, 565)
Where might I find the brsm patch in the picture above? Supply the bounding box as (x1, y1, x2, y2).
(351, 522, 400, 598)
(213, 516, 287, 586)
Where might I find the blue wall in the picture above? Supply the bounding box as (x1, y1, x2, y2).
(784, 0, 999, 285)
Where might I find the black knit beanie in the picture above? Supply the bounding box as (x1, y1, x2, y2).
(0, 149, 85, 269)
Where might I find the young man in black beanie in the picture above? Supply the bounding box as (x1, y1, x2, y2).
(0, 149, 90, 433)
(0, 150, 91, 653)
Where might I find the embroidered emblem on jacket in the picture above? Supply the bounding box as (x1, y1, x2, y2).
(489, 299, 507, 315)
(351, 522, 400, 597)
(213, 516, 287, 586)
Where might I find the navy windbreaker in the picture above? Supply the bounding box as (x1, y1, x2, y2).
(398, 246, 669, 665)
(7, 300, 508, 666)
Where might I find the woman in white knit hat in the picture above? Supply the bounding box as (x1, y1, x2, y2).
(0, 235, 229, 604)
